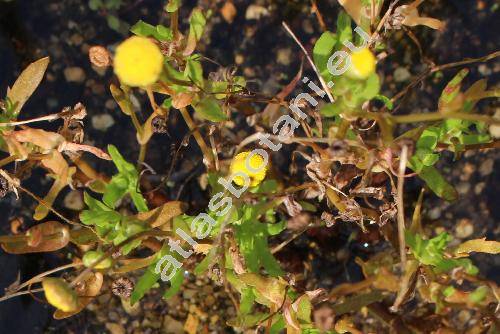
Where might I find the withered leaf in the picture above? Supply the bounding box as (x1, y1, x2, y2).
(134, 201, 187, 228)
(53, 272, 103, 319)
(7, 57, 50, 116)
(0, 221, 69, 254)
(453, 238, 500, 258)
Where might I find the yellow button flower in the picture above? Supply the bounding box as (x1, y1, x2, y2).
(230, 151, 268, 187)
(42, 277, 79, 312)
(114, 36, 164, 87)
(347, 47, 376, 80)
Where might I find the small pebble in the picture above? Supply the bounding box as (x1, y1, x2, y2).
(478, 158, 494, 176)
(455, 218, 474, 239)
(105, 99, 117, 110)
(64, 66, 86, 83)
(394, 67, 411, 82)
(276, 48, 293, 66)
(474, 182, 485, 194)
(245, 5, 269, 20)
(91, 114, 115, 131)
(428, 206, 442, 220)
(456, 181, 470, 195)
(63, 190, 84, 211)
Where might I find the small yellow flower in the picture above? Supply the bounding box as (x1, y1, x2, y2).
(230, 151, 268, 187)
(347, 47, 376, 80)
(42, 277, 79, 312)
(114, 36, 164, 87)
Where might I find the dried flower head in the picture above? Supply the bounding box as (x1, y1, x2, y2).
(114, 36, 164, 87)
(151, 115, 168, 134)
(111, 277, 134, 298)
(89, 46, 111, 68)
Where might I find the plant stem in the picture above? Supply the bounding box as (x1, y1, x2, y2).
(129, 109, 144, 137)
(0, 155, 17, 168)
(138, 143, 147, 168)
(390, 111, 500, 124)
(178, 107, 214, 168)
(396, 145, 408, 268)
(0, 288, 43, 303)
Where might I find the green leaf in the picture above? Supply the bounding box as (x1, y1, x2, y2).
(105, 145, 148, 212)
(373, 94, 393, 110)
(163, 269, 184, 299)
(414, 165, 458, 201)
(416, 127, 441, 150)
(438, 69, 469, 112)
(131, 266, 160, 305)
(406, 232, 478, 274)
(468, 286, 488, 304)
(131, 20, 173, 41)
(131, 245, 171, 304)
(193, 96, 227, 122)
(184, 8, 207, 55)
(320, 102, 342, 117)
(235, 206, 284, 276)
(313, 31, 337, 80)
(336, 11, 352, 45)
(239, 287, 256, 315)
(355, 72, 380, 102)
(185, 55, 204, 88)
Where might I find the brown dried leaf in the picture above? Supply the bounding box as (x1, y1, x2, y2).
(11, 128, 65, 150)
(134, 201, 187, 228)
(453, 238, 500, 258)
(397, 0, 445, 30)
(239, 273, 287, 307)
(35, 151, 76, 220)
(171, 92, 193, 109)
(283, 195, 302, 217)
(0, 221, 69, 254)
(7, 57, 50, 116)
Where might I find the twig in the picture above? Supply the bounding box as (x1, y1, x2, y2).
(388, 50, 500, 112)
(0, 288, 44, 303)
(178, 107, 215, 169)
(0, 112, 63, 127)
(1, 263, 82, 299)
(271, 229, 307, 254)
(310, 0, 327, 31)
(396, 145, 408, 267)
(369, 0, 400, 47)
(17, 185, 85, 228)
(282, 22, 335, 102)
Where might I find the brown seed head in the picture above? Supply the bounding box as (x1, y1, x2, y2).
(111, 277, 134, 298)
(89, 46, 111, 68)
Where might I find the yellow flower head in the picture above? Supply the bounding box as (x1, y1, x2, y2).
(347, 47, 376, 80)
(42, 277, 79, 312)
(230, 151, 268, 187)
(114, 36, 164, 87)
